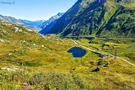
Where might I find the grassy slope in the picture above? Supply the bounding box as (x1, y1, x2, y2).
(47, 0, 135, 38)
(78, 38, 135, 64)
(101, 1, 135, 37)
(0, 21, 135, 90)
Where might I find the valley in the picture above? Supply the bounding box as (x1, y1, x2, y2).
(0, 0, 135, 90)
(0, 20, 135, 89)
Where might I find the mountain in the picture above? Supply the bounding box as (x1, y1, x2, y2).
(39, 12, 64, 34)
(20, 20, 45, 27)
(20, 19, 45, 32)
(0, 14, 23, 25)
(0, 14, 44, 32)
(40, 12, 64, 29)
(40, 0, 135, 37)
(20, 19, 45, 31)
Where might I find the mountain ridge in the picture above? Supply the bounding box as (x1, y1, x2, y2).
(39, 12, 64, 29)
(0, 14, 44, 32)
(40, 0, 135, 38)
(39, 12, 64, 34)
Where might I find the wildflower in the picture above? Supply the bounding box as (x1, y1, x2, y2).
(24, 83, 30, 90)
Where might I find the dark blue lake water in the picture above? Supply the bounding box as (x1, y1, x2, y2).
(68, 47, 86, 58)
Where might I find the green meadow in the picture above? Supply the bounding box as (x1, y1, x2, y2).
(0, 21, 135, 90)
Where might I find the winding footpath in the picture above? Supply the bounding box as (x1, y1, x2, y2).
(72, 40, 135, 67)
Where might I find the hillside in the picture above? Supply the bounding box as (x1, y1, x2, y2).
(40, 0, 135, 37)
(0, 14, 23, 25)
(0, 19, 135, 89)
(0, 14, 44, 32)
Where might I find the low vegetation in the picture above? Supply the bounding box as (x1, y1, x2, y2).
(0, 21, 135, 90)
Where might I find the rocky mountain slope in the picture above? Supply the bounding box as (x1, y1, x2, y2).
(0, 14, 23, 25)
(0, 14, 44, 32)
(39, 12, 64, 34)
(40, 13, 64, 29)
(40, 0, 135, 37)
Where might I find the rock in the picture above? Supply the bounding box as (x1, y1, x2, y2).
(92, 67, 100, 72)
(14, 27, 22, 32)
(1, 66, 23, 71)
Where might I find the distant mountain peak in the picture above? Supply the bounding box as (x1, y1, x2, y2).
(57, 12, 64, 16)
(39, 12, 64, 32)
(0, 14, 45, 32)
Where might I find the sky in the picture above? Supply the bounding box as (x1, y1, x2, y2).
(0, 0, 77, 21)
